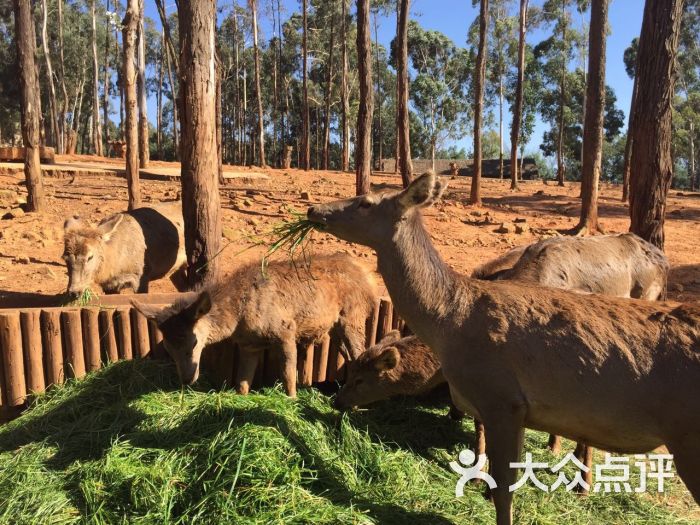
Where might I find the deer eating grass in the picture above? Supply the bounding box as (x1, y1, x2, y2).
(63, 202, 188, 296)
(133, 253, 376, 397)
(308, 171, 700, 525)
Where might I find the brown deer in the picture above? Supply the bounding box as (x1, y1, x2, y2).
(335, 331, 445, 409)
(308, 171, 700, 525)
(474, 234, 669, 459)
(133, 253, 376, 397)
(63, 202, 187, 296)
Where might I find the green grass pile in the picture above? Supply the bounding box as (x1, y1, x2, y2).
(0, 360, 695, 524)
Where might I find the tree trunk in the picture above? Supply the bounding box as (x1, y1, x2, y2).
(40, 0, 59, 151)
(233, 2, 241, 164)
(574, 0, 607, 235)
(137, 1, 149, 168)
(103, 0, 111, 148)
(629, 0, 683, 250)
(341, 0, 350, 172)
(323, 12, 335, 171)
(216, 53, 224, 185)
(250, 0, 266, 167)
(688, 120, 695, 191)
(271, 9, 278, 167)
(123, 0, 141, 209)
(157, 31, 164, 158)
(91, 0, 103, 156)
(165, 37, 179, 154)
(374, 10, 382, 171)
(690, 120, 696, 191)
(242, 66, 248, 166)
(355, 0, 373, 195)
(499, 72, 504, 180)
(621, 73, 638, 202)
(178, 0, 222, 286)
(57, 0, 68, 153)
(301, 0, 310, 170)
(556, 0, 567, 186)
(14, 0, 45, 212)
(469, 0, 489, 205)
(118, 35, 124, 135)
(510, 0, 528, 191)
(396, 0, 412, 187)
(156, 0, 180, 155)
(277, 0, 285, 165)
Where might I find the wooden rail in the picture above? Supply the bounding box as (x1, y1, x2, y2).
(0, 294, 400, 421)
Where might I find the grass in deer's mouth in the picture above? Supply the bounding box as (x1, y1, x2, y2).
(64, 287, 98, 307)
(262, 210, 325, 272)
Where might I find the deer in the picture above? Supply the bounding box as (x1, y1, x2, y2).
(473, 233, 668, 300)
(334, 331, 445, 408)
(473, 233, 669, 461)
(132, 253, 377, 397)
(307, 171, 700, 525)
(63, 202, 187, 297)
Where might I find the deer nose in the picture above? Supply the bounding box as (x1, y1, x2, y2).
(307, 206, 317, 217)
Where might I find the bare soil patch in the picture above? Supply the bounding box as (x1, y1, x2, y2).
(1, 155, 699, 304)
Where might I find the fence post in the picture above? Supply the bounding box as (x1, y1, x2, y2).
(0, 312, 27, 406)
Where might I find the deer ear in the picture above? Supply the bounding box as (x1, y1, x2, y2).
(131, 300, 169, 324)
(188, 291, 212, 321)
(397, 170, 448, 210)
(374, 347, 400, 371)
(64, 215, 85, 232)
(377, 330, 402, 346)
(98, 214, 124, 241)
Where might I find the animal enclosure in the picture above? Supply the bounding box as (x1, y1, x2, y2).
(0, 294, 400, 418)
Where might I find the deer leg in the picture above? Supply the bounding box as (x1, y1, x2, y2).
(474, 419, 487, 457)
(235, 350, 259, 395)
(548, 434, 562, 455)
(573, 444, 593, 495)
(484, 410, 526, 525)
(667, 437, 700, 504)
(279, 337, 298, 398)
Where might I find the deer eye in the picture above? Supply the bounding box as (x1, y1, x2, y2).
(87, 254, 94, 262)
(358, 200, 372, 209)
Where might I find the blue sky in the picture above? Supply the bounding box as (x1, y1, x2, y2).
(148, 0, 644, 157)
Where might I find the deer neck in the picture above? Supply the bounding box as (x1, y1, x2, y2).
(376, 212, 473, 337)
(199, 294, 242, 346)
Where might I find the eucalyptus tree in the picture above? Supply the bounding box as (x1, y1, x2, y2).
(574, 0, 608, 235)
(487, 0, 517, 180)
(538, 0, 582, 185)
(405, 22, 472, 171)
(470, 0, 489, 205)
(629, 0, 684, 249)
(13, 0, 45, 211)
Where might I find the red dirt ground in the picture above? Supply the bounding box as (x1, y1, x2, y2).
(0, 155, 699, 304)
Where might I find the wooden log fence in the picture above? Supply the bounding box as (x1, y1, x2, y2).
(0, 295, 401, 421)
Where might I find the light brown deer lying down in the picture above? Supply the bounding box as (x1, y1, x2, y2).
(474, 233, 669, 458)
(308, 171, 700, 525)
(473, 233, 668, 299)
(133, 253, 376, 397)
(63, 202, 187, 296)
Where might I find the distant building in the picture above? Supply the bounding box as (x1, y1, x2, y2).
(379, 158, 539, 179)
